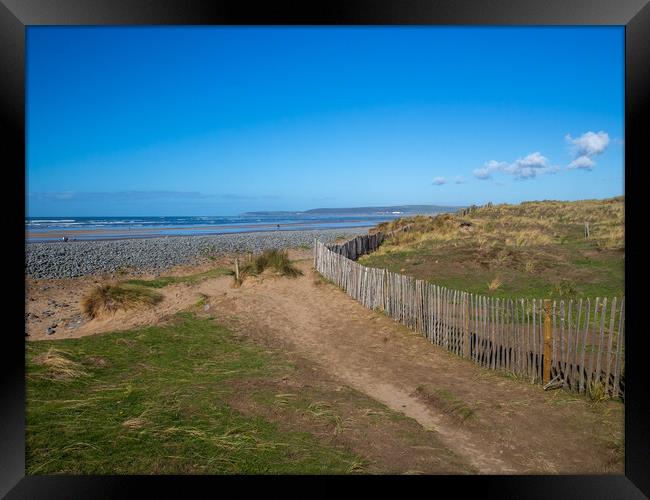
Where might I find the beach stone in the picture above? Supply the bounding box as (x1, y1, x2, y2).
(25, 228, 367, 279)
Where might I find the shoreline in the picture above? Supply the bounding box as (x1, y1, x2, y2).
(26, 220, 378, 243)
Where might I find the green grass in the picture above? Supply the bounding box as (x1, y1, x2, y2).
(26, 313, 364, 474)
(194, 293, 209, 308)
(125, 266, 232, 289)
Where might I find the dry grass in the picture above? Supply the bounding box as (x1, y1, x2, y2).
(122, 417, 149, 430)
(81, 283, 163, 319)
(587, 381, 610, 404)
(414, 385, 476, 423)
(376, 197, 623, 255)
(304, 401, 348, 435)
(593, 225, 624, 250)
(33, 348, 88, 381)
(239, 249, 303, 281)
(488, 277, 503, 292)
(509, 229, 554, 247)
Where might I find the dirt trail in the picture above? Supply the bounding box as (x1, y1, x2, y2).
(26, 255, 623, 473)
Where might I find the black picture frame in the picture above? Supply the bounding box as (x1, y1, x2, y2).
(3, 0, 649, 497)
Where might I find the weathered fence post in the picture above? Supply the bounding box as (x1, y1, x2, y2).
(235, 257, 240, 282)
(543, 299, 552, 383)
(584, 223, 590, 238)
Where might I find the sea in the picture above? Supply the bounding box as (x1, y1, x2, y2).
(25, 214, 405, 242)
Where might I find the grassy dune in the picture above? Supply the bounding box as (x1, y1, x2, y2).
(360, 197, 624, 298)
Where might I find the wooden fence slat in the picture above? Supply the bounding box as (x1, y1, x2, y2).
(604, 297, 617, 395)
(521, 299, 535, 380)
(535, 300, 539, 382)
(480, 296, 488, 366)
(522, 299, 527, 376)
(494, 299, 503, 369)
(508, 299, 517, 373)
(572, 299, 583, 391)
(586, 298, 600, 391)
(514, 299, 520, 375)
(488, 296, 492, 368)
(579, 298, 591, 393)
(565, 299, 572, 387)
(558, 300, 565, 384)
(613, 297, 624, 399)
(595, 298, 608, 388)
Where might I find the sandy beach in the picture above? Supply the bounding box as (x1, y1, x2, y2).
(26, 219, 373, 240)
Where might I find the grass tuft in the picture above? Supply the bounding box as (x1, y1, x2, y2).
(414, 385, 476, 423)
(81, 283, 163, 319)
(240, 249, 303, 279)
(487, 277, 503, 292)
(587, 381, 610, 404)
(551, 279, 578, 299)
(33, 348, 88, 381)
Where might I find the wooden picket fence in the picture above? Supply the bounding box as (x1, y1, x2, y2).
(314, 233, 625, 400)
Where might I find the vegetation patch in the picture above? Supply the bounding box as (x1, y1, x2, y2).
(126, 266, 231, 289)
(32, 347, 89, 381)
(239, 249, 303, 280)
(82, 283, 163, 318)
(414, 385, 476, 423)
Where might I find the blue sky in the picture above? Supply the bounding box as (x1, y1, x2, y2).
(26, 26, 624, 216)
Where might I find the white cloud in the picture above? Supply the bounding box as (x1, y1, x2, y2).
(474, 153, 557, 180)
(453, 175, 467, 184)
(473, 168, 492, 180)
(486, 160, 508, 169)
(566, 131, 610, 156)
(568, 155, 596, 170)
(473, 160, 506, 180)
(432, 176, 446, 185)
(565, 131, 610, 169)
